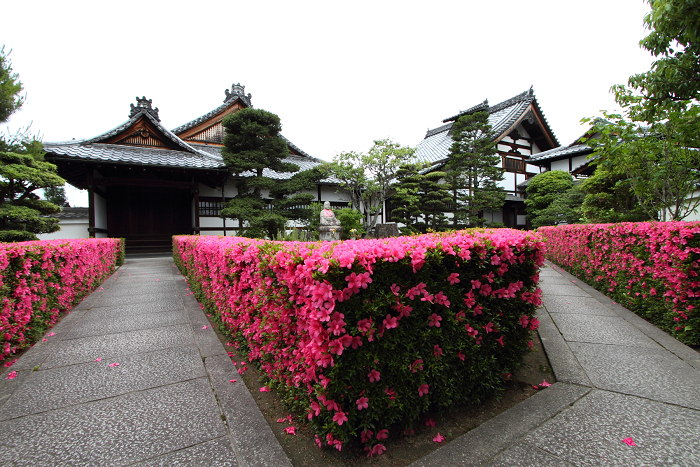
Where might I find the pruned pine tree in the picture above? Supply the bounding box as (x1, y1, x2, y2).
(444, 111, 505, 228)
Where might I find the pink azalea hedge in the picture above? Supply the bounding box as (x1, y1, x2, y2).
(1, 238, 124, 361)
(174, 230, 544, 453)
(539, 222, 700, 345)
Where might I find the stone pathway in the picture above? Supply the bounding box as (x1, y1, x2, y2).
(2, 258, 700, 466)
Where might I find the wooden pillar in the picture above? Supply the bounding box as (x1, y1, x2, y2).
(193, 176, 200, 235)
(87, 169, 96, 238)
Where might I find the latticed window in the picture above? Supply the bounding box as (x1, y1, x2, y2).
(199, 198, 223, 216)
(504, 157, 525, 173)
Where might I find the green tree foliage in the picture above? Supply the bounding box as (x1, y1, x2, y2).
(324, 139, 415, 232)
(629, 0, 700, 109)
(580, 159, 651, 223)
(584, 102, 700, 221)
(444, 111, 505, 227)
(336, 205, 365, 239)
(44, 186, 69, 207)
(220, 108, 321, 238)
(390, 163, 451, 234)
(525, 171, 583, 228)
(0, 46, 24, 124)
(1, 45, 65, 242)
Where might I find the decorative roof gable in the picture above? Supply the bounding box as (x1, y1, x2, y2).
(414, 87, 559, 164)
(172, 83, 253, 144)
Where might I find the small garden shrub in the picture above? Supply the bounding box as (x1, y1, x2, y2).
(174, 230, 544, 454)
(539, 222, 700, 345)
(0, 238, 123, 361)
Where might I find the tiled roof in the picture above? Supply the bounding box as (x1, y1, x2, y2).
(43, 142, 226, 170)
(45, 207, 89, 219)
(529, 143, 592, 163)
(414, 88, 558, 165)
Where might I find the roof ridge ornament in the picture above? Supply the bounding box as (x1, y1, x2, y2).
(224, 82, 253, 104)
(129, 96, 160, 121)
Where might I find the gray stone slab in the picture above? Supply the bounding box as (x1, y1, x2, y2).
(549, 313, 663, 349)
(485, 442, 574, 467)
(543, 295, 617, 316)
(93, 291, 180, 307)
(193, 325, 227, 358)
(409, 383, 591, 467)
(569, 341, 700, 410)
(524, 390, 700, 467)
(536, 309, 592, 386)
(133, 437, 238, 467)
(539, 283, 591, 297)
(40, 323, 195, 368)
(538, 266, 562, 277)
(85, 300, 184, 316)
(205, 354, 292, 467)
(99, 282, 180, 298)
(0, 345, 205, 419)
(64, 308, 189, 339)
(0, 368, 33, 408)
(0, 377, 226, 467)
(538, 275, 575, 285)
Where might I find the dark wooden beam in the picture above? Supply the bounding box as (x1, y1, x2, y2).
(94, 177, 195, 190)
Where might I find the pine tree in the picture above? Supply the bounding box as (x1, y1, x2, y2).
(444, 111, 505, 227)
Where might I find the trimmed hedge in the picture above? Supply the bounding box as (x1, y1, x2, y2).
(174, 230, 544, 454)
(539, 222, 700, 345)
(1, 238, 124, 361)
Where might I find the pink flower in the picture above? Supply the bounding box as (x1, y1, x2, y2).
(6, 371, 17, 380)
(356, 396, 369, 410)
(457, 351, 465, 361)
(418, 383, 429, 397)
(529, 317, 540, 330)
(409, 359, 424, 373)
(376, 429, 389, 440)
(260, 386, 270, 392)
(483, 322, 494, 333)
(229, 379, 237, 383)
(433, 345, 443, 358)
(332, 411, 348, 426)
(519, 315, 530, 328)
(447, 273, 460, 285)
(465, 324, 478, 338)
(95, 358, 102, 362)
(368, 369, 381, 382)
(109, 363, 120, 367)
(425, 418, 436, 427)
(428, 313, 442, 327)
(496, 335, 505, 347)
(434, 291, 450, 307)
(383, 314, 399, 330)
(284, 426, 296, 435)
(367, 444, 386, 458)
(360, 429, 373, 443)
(390, 283, 400, 296)
(47, 332, 56, 337)
(3, 359, 16, 367)
(622, 437, 636, 447)
(539, 380, 551, 388)
(433, 433, 445, 443)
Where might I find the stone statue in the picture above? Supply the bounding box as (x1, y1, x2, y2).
(320, 201, 341, 226)
(318, 201, 342, 241)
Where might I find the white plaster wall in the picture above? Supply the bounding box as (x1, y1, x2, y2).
(502, 172, 516, 192)
(682, 190, 700, 221)
(571, 155, 588, 170)
(37, 220, 89, 240)
(94, 193, 108, 230)
(551, 160, 569, 172)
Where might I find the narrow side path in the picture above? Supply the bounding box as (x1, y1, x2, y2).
(0, 257, 289, 467)
(412, 262, 700, 467)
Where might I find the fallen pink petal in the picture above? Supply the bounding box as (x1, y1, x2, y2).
(539, 380, 552, 387)
(229, 379, 237, 383)
(623, 437, 636, 447)
(433, 433, 445, 443)
(47, 332, 56, 337)
(42, 339, 48, 342)
(3, 359, 17, 368)
(202, 325, 208, 329)
(95, 358, 102, 362)
(260, 386, 271, 392)
(6, 371, 18, 380)
(284, 426, 296, 435)
(109, 363, 120, 367)
(425, 418, 436, 427)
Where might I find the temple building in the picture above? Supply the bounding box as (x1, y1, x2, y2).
(411, 87, 559, 228)
(43, 84, 348, 252)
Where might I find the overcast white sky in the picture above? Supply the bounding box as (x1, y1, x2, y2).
(4, 0, 654, 207)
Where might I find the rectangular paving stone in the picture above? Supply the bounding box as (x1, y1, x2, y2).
(93, 291, 179, 307)
(86, 300, 184, 316)
(0, 345, 205, 420)
(99, 282, 180, 298)
(538, 275, 575, 285)
(485, 442, 574, 467)
(535, 309, 591, 386)
(40, 323, 195, 368)
(0, 377, 226, 467)
(409, 383, 590, 467)
(64, 308, 189, 340)
(133, 437, 238, 467)
(543, 295, 617, 316)
(538, 283, 591, 297)
(568, 342, 700, 410)
(524, 390, 700, 467)
(549, 313, 663, 349)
